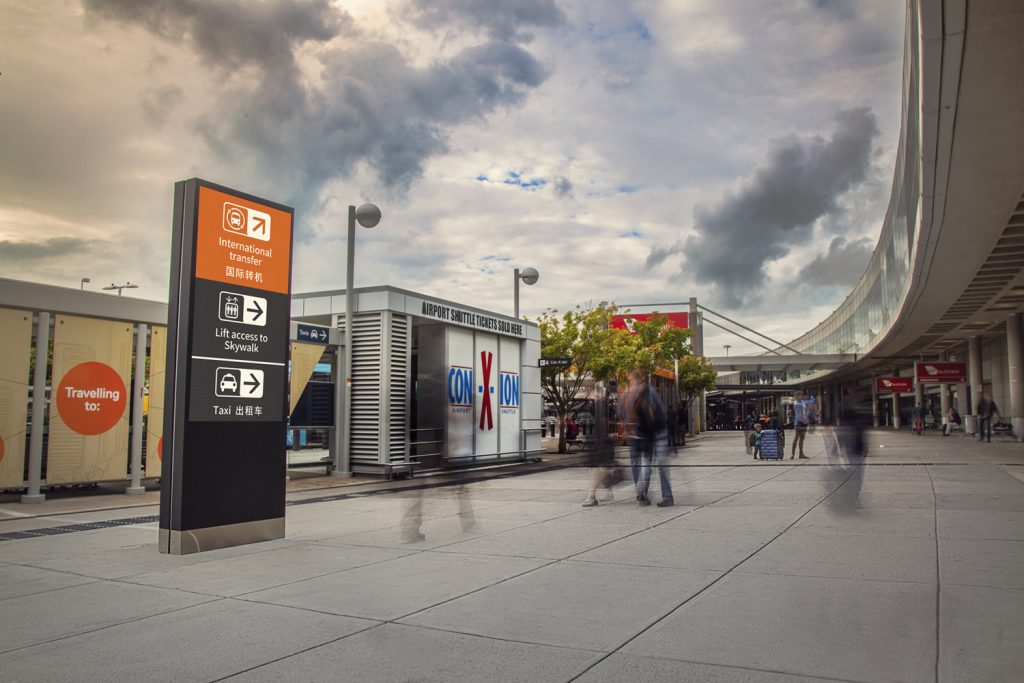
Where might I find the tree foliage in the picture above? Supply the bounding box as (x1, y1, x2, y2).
(675, 354, 718, 407)
(622, 313, 691, 376)
(537, 304, 632, 452)
(538, 307, 718, 449)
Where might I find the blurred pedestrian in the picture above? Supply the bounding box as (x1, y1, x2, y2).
(621, 368, 673, 506)
(791, 391, 812, 459)
(619, 369, 649, 504)
(943, 406, 960, 436)
(911, 404, 923, 435)
(976, 392, 1000, 443)
(666, 404, 679, 450)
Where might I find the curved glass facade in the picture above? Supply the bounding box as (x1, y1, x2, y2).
(784, 2, 921, 359)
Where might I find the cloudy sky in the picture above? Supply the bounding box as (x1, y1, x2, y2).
(1, 0, 906, 355)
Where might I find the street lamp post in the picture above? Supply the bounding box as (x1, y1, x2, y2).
(513, 267, 539, 318)
(336, 203, 381, 478)
(724, 344, 731, 357)
(103, 282, 138, 296)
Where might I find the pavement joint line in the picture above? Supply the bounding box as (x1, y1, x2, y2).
(627, 653, 862, 683)
(221, 547, 423, 600)
(206, 611, 385, 683)
(324, 456, 770, 625)
(0, 594, 226, 658)
(926, 464, 942, 682)
(567, 455, 865, 682)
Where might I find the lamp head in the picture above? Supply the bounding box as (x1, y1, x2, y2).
(354, 203, 381, 228)
(519, 267, 539, 286)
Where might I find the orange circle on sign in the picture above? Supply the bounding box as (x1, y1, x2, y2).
(157, 436, 163, 461)
(56, 362, 127, 436)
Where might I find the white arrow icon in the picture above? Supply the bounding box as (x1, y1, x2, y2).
(246, 298, 264, 322)
(243, 372, 262, 396)
(251, 215, 267, 236)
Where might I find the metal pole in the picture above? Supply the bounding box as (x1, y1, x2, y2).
(871, 375, 879, 427)
(1007, 313, 1024, 441)
(514, 268, 521, 318)
(127, 323, 147, 494)
(967, 335, 982, 434)
(331, 348, 344, 474)
(22, 312, 49, 503)
(336, 206, 357, 478)
(940, 383, 950, 432)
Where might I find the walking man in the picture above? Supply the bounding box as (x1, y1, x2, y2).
(791, 391, 812, 459)
(976, 392, 1000, 443)
(621, 369, 674, 506)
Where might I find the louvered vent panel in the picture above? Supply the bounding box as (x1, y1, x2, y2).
(350, 313, 384, 465)
(387, 313, 410, 462)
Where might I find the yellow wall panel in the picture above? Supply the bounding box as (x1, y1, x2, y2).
(289, 342, 326, 415)
(146, 326, 166, 478)
(0, 309, 33, 488)
(48, 315, 133, 484)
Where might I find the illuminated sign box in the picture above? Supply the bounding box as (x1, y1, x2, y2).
(160, 178, 294, 555)
(914, 361, 967, 384)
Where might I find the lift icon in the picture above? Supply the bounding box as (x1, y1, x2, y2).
(218, 291, 267, 327)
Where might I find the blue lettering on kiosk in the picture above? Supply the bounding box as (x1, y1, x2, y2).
(499, 372, 520, 408)
(448, 366, 473, 406)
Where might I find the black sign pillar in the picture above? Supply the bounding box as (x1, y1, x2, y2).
(159, 178, 294, 554)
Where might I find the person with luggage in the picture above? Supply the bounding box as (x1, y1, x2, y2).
(750, 422, 763, 460)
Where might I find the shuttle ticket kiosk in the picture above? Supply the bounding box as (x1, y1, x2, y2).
(291, 286, 542, 476)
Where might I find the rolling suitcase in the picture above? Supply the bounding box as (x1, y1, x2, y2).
(759, 429, 782, 460)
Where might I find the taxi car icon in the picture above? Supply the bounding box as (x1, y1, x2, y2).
(219, 373, 238, 394)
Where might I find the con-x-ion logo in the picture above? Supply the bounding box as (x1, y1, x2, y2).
(478, 351, 495, 431)
(448, 365, 473, 414)
(499, 371, 520, 414)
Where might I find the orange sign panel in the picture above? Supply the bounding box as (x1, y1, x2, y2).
(56, 361, 128, 436)
(195, 186, 293, 294)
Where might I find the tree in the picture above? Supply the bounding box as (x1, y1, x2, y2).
(621, 313, 715, 432)
(675, 354, 717, 423)
(537, 304, 632, 453)
(622, 313, 691, 376)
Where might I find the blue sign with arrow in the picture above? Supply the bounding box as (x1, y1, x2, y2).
(297, 323, 330, 345)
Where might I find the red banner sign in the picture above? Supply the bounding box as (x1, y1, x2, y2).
(915, 361, 967, 383)
(876, 376, 913, 393)
(610, 312, 689, 334)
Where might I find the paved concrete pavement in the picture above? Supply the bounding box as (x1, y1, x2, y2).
(1, 429, 1022, 682)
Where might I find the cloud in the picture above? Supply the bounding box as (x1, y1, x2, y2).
(797, 235, 873, 288)
(0, 237, 96, 261)
(404, 0, 565, 42)
(83, 0, 348, 73)
(551, 176, 573, 198)
(665, 108, 877, 307)
(83, 0, 551, 224)
(139, 85, 183, 128)
(645, 243, 684, 269)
